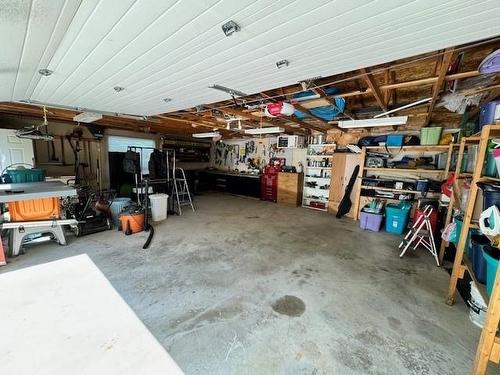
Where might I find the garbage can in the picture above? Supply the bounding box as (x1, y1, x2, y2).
(149, 194, 169, 222)
(385, 202, 411, 235)
(110, 198, 132, 226)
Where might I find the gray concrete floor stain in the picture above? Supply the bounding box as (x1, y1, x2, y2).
(2, 193, 499, 374)
(272, 295, 305, 317)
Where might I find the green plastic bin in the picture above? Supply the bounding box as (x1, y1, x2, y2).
(483, 246, 500, 297)
(4, 168, 45, 183)
(420, 126, 442, 145)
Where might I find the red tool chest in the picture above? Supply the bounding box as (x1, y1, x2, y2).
(260, 158, 285, 202)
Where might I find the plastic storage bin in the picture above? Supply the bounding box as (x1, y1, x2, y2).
(386, 134, 404, 147)
(479, 100, 500, 129)
(149, 193, 168, 222)
(359, 211, 383, 231)
(477, 182, 500, 210)
(482, 245, 500, 297)
(471, 235, 489, 284)
(8, 197, 60, 221)
(4, 168, 45, 183)
(420, 127, 442, 145)
(484, 150, 498, 177)
(109, 198, 132, 226)
(385, 202, 411, 235)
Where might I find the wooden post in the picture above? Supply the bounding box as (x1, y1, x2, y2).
(354, 147, 367, 220)
(472, 263, 500, 374)
(439, 140, 465, 263)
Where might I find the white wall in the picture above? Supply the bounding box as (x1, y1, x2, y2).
(211, 136, 306, 172)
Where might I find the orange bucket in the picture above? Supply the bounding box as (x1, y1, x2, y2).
(119, 212, 144, 234)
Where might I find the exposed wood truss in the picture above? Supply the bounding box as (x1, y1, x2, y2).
(360, 68, 388, 112)
(423, 48, 455, 127)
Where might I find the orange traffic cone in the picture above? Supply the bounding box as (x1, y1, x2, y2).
(0, 234, 7, 266)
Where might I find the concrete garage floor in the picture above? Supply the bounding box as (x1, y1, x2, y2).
(1, 193, 494, 374)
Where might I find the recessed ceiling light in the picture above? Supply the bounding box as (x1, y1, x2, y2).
(222, 20, 240, 36)
(114, 86, 125, 92)
(38, 69, 53, 76)
(276, 59, 289, 69)
(163, 98, 172, 103)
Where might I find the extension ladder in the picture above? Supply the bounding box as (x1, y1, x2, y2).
(398, 205, 439, 266)
(173, 168, 194, 215)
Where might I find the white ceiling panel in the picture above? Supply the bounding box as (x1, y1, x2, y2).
(2, 0, 500, 116)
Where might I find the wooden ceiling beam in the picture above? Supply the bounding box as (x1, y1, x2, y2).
(423, 48, 454, 127)
(0, 103, 200, 135)
(360, 68, 388, 112)
(288, 70, 481, 109)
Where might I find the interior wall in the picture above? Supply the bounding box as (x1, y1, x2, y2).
(0, 115, 210, 189)
(211, 136, 306, 171)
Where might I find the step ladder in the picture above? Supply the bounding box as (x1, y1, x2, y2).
(173, 168, 194, 215)
(398, 205, 439, 266)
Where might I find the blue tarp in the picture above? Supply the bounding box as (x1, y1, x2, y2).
(293, 87, 346, 121)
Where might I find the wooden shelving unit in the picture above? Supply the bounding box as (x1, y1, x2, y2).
(442, 125, 500, 375)
(354, 144, 454, 220)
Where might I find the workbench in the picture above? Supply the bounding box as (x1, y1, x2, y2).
(0, 181, 77, 202)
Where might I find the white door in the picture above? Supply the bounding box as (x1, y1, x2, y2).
(0, 129, 35, 174)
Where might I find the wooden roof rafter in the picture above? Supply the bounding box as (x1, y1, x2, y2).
(423, 47, 455, 127)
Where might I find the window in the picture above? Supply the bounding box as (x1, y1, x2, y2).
(108, 136, 155, 175)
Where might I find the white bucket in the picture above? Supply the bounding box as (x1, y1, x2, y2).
(469, 281, 487, 328)
(149, 194, 168, 222)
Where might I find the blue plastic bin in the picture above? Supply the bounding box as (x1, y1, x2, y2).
(470, 235, 488, 284)
(483, 245, 500, 297)
(385, 202, 411, 235)
(386, 134, 404, 147)
(479, 100, 500, 129)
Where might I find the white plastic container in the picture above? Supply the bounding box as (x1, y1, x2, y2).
(149, 194, 168, 222)
(469, 281, 487, 328)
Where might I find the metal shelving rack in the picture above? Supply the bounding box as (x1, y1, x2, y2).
(442, 125, 500, 375)
(302, 143, 334, 212)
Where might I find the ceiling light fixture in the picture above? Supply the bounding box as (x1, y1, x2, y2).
(373, 98, 432, 118)
(244, 127, 285, 135)
(222, 20, 240, 36)
(192, 132, 220, 138)
(114, 86, 125, 92)
(338, 116, 408, 129)
(38, 69, 53, 76)
(209, 84, 247, 97)
(276, 59, 290, 69)
(73, 112, 103, 123)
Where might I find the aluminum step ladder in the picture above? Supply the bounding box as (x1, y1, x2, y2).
(173, 168, 194, 215)
(398, 205, 439, 266)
